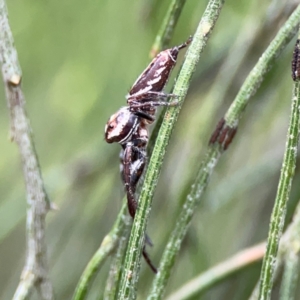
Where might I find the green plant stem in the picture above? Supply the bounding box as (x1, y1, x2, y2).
(258, 67, 300, 299)
(117, 1, 226, 299)
(225, 5, 300, 126)
(203, 0, 263, 114)
(148, 0, 188, 150)
(169, 193, 300, 300)
(279, 252, 299, 300)
(103, 214, 131, 300)
(72, 201, 129, 300)
(147, 146, 221, 300)
(150, 0, 187, 57)
(166, 242, 265, 300)
(278, 198, 300, 300)
(250, 198, 300, 300)
(149, 4, 300, 300)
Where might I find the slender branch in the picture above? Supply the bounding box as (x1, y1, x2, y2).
(72, 201, 129, 300)
(251, 187, 300, 299)
(148, 0, 187, 151)
(166, 242, 265, 300)
(148, 147, 222, 300)
(279, 251, 299, 300)
(203, 0, 263, 111)
(167, 191, 300, 300)
(117, 1, 226, 299)
(0, 1, 54, 300)
(278, 198, 300, 300)
(258, 37, 300, 300)
(225, 5, 300, 126)
(103, 207, 131, 300)
(169, 193, 300, 300)
(150, 0, 187, 57)
(149, 4, 300, 300)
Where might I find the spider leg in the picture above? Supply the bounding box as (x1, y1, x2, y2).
(123, 140, 147, 216)
(129, 151, 146, 190)
(128, 92, 179, 110)
(132, 111, 155, 122)
(120, 146, 144, 195)
(127, 91, 179, 107)
(128, 90, 178, 101)
(143, 246, 157, 273)
(123, 144, 137, 218)
(145, 91, 178, 98)
(176, 35, 192, 51)
(119, 149, 125, 184)
(129, 100, 179, 109)
(123, 142, 157, 272)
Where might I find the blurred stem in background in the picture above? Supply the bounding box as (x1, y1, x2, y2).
(167, 187, 300, 300)
(72, 201, 129, 300)
(279, 196, 300, 300)
(0, 1, 54, 300)
(150, 0, 187, 57)
(103, 214, 131, 300)
(251, 179, 300, 300)
(166, 242, 266, 300)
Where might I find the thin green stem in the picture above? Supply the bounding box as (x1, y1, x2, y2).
(166, 242, 265, 300)
(279, 252, 299, 300)
(150, 0, 187, 57)
(278, 200, 300, 300)
(72, 201, 129, 300)
(103, 215, 131, 300)
(148, 0, 188, 150)
(117, 1, 225, 299)
(225, 5, 300, 126)
(258, 63, 300, 300)
(147, 146, 221, 300)
(250, 198, 300, 300)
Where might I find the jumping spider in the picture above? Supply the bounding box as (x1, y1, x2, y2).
(105, 37, 192, 273)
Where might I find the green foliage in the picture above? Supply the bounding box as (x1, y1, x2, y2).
(1, 0, 300, 299)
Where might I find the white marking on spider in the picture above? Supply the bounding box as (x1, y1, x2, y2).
(119, 118, 139, 144)
(167, 49, 176, 62)
(128, 85, 152, 97)
(147, 76, 161, 86)
(154, 67, 166, 77)
(159, 58, 167, 66)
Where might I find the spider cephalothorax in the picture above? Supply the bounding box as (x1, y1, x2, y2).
(104, 107, 140, 144)
(104, 37, 192, 273)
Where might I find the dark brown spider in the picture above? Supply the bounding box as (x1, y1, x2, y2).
(104, 37, 192, 273)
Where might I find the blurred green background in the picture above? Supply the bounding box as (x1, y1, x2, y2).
(1, 0, 299, 299)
